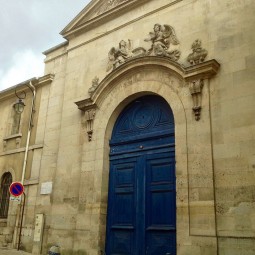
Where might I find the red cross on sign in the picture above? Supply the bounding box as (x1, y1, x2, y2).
(9, 182, 24, 197)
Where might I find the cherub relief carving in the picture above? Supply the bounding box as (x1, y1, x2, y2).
(106, 40, 132, 72)
(144, 24, 181, 61)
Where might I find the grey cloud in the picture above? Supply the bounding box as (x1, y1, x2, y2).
(0, 0, 90, 72)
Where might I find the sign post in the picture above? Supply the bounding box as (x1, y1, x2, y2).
(9, 182, 25, 250)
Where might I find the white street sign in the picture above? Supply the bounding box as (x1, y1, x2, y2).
(10, 196, 21, 202)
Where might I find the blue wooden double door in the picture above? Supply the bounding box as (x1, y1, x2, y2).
(106, 96, 176, 255)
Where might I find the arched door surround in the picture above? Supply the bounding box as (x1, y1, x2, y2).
(75, 56, 220, 253)
(106, 95, 176, 254)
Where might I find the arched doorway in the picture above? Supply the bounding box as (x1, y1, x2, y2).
(0, 172, 12, 218)
(105, 95, 176, 255)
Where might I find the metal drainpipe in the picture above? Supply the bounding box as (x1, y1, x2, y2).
(17, 81, 36, 250)
(21, 81, 36, 184)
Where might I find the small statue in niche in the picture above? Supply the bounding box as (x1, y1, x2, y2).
(106, 40, 132, 72)
(88, 76, 100, 96)
(144, 24, 181, 61)
(187, 39, 208, 65)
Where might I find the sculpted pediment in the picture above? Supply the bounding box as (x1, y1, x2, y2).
(61, 0, 149, 39)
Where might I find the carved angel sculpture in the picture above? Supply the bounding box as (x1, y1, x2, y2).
(145, 24, 181, 61)
(107, 40, 132, 72)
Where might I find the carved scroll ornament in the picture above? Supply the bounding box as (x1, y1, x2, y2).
(77, 99, 98, 142)
(83, 108, 96, 142)
(189, 79, 204, 121)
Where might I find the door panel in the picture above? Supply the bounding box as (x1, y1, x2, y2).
(106, 151, 176, 255)
(106, 158, 139, 255)
(145, 153, 176, 255)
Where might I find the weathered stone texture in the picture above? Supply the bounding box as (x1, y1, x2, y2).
(0, 0, 255, 254)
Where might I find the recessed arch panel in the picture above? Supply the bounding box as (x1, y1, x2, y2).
(105, 95, 176, 255)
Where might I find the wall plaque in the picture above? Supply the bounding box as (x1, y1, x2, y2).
(40, 182, 52, 195)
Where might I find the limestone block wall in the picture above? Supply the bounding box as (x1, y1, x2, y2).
(37, 0, 255, 254)
(0, 79, 52, 250)
(208, 0, 255, 253)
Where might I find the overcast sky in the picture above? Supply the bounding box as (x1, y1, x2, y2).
(0, 0, 91, 91)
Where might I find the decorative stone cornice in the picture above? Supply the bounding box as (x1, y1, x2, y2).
(75, 98, 96, 112)
(0, 74, 54, 101)
(184, 59, 220, 81)
(97, 0, 129, 16)
(61, 0, 149, 40)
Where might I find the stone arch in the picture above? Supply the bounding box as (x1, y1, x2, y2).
(75, 56, 220, 252)
(1, 168, 16, 182)
(0, 171, 13, 218)
(94, 72, 188, 252)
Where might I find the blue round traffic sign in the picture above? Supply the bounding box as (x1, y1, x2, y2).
(9, 182, 24, 197)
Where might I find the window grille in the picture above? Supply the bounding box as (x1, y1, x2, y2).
(0, 173, 12, 218)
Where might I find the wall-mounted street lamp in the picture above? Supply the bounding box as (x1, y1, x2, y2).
(13, 99, 26, 114)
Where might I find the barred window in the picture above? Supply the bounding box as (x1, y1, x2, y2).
(0, 172, 12, 218)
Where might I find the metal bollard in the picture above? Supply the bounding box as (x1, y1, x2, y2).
(48, 245, 61, 255)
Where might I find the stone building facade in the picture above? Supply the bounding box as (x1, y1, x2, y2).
(0, 0, 255, 254)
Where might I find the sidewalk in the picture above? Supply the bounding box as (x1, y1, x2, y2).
(0, 248, 31, 255)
